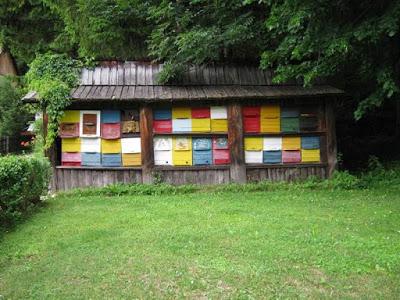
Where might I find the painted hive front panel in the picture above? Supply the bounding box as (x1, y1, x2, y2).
(61, 152, 81, 166)
(102, 153, 122, 167)
(122, 110, 140, 135)
(172, 137, 192, 166)
(122, 153, 141, 166)
(263, 150, 282, 164)
(154, 137, 173, 165)
(82, 152, 101, 166)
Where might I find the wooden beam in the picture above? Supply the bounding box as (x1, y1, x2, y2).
(228, 102, 246, 183)
(140, 104, 154, 183)
(325, 99, 337, 177)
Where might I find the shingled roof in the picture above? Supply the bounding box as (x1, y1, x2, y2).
(23, 61, 343, 102)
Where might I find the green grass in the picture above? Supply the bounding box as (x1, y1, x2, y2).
(1, 185, 400, 298)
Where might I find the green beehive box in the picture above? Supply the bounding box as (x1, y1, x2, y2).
(281, 117, 299, 133)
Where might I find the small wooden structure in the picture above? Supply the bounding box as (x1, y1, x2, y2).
(23, 62, 343, 191)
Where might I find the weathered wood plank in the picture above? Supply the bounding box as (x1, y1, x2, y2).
(228, 102, 246, 183)
(325, 100, 337, 177)
(140, 105, 154, 183)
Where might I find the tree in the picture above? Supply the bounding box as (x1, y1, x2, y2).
(42, 0, 151, 61)
(0, 76, 29, 139)
(0, 0, 63, 71)
(1, 0, 399, 120)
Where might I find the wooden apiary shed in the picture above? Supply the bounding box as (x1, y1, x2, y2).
(23, 62, 343, 191)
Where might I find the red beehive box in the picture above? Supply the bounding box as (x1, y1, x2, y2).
(243, 106, 260, 117)
(101, 123, 121, 139)
(282, 150, 301, 163)
(244, 117, 260, 133)
(61, 152, 81, 166)
(153, 120, 172, 133)
(213, 149, 230, 164)
(191, 107, 210, 119)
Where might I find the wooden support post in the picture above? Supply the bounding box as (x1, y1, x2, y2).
(140, 104, 154, 184)
(228, 102, 246, 183)
(325, 99, 337, 177)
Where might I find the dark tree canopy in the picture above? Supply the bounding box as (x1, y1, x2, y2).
(1, 0, 399, 119)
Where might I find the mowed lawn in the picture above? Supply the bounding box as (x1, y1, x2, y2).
(1, 187, 400, 298)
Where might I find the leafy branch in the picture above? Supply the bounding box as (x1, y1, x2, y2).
(25, 53, 82, 149)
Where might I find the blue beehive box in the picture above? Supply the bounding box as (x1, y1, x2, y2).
(281, 107, 300, 118)
(193, 138, 212, 150)
(193, 150, 212, 165)
(301, 136, 320, 149)
(101, 110, 121, 123)
(82, 152, 101, 166)
(154, 108, 172, 120)
(102, 153, 122, 167)
(263, 150, 282, 164)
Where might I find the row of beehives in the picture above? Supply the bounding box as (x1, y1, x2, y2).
(61, 135, 320, 167)
(60, 136, 229, 167)
(59, 110, 139, 139)
(153, 136, 230, 165)
(242, 105, 319, 133)
(153, 106, 228, 133)
(244, 136, 320, 163)
(61, 137, 141, 167)
(152, 105, 319, 133)
(153, 135, 321, 166)
(58, 104, 319, 138)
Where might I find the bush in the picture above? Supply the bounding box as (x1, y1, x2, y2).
(321, 170, 361, 190)
(0, 155, 51, 227)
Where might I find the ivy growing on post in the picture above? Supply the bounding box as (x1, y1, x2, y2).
(25, 53, 82, 149)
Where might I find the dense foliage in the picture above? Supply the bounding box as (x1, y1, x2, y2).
(0, 76, 29, 140)
(0, 155, 50, 226)
(1, 0, 399, 119)
(25, 53, 81, 148)
(0, 0, 62, 72)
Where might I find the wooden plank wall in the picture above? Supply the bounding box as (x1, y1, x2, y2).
(246, 166, 327, 182)
(157, 169, 231, 185)
(53, 168, 142, 191)
(53, 165, 327, 191)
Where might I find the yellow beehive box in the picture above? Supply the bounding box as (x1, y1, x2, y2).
(173, 137, 192, 151)
(244, 137, 263, 151)
(101, 139, 121, 153)
(301, 149, 320, 162)
(261, 105, 280, 118)
(122, 153, 141, 166)
(172, 149, 193, 166)
(61, 138, 81, 152)
(172, 107, 191, 119)
(61, 110, 80, 123)
(192, 118, 211, 132)
(210, 119, 228, 132)
(282, 137, 301, 150)
(260, 118, 280, 133)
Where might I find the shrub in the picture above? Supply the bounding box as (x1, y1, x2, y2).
(0, 155, 51, 226)
(321, 170, 360, 190)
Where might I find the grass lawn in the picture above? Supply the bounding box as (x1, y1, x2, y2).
(1, 185, 400, 298)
